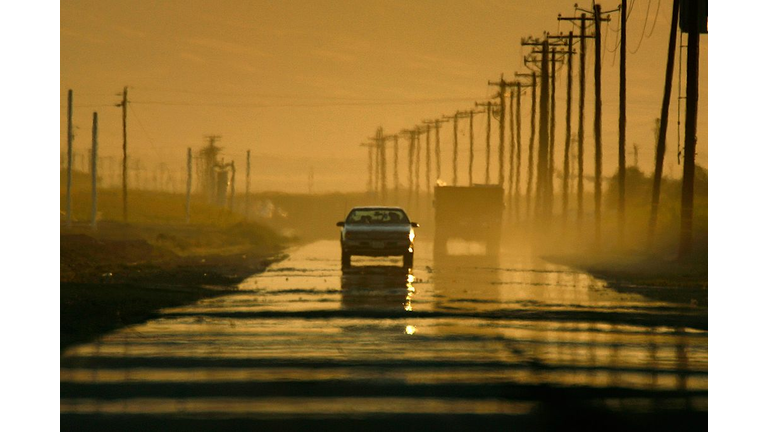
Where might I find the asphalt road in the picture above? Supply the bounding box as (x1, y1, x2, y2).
(60, 240, 708, 431)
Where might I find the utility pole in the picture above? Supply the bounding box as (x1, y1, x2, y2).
(372, 127, 387, 200)
(593, 4, 604, 248)
(464, 107, 483, 185)
(559, 13, 597, 232)
(549, 50, 557, 212)
(485, 101, 492, 184)
(679, 0, 702, 258)
(415, 126, 423, 202)
(516, 71, 538, 219)
(380, 128, 387, 200)
(228, 160, 236, 211)
(399, 129, 418, 204)
(390, 134, 400, 200)
(424, 118, 448, 185)
(361, 142, 376, 195)
(374, 135, 380, 194)
(489, 74, 513, 186)
(475, 101, 494, 184)
(469, 109, 477, 185)
(515, 82, 524, 220)
(186, 148, 192, 223)
(378, 134, 400, 200)
(562, 4, 614, 245)
(90, 112, 98, 230)
(649, 0, 680, 248)
(66, 89, 73, 227)
(526, 36, 568, 219)
(522, 37, 550, 220)
(549, 32, 576, 225)
(578, 17, 586, 229)
(453, 111, 459, 186)
(443, 111, 461, 186)
(588, 3, 618, 248)
(507, 85, 516, 209)
(116, 86, 128, 223)
(245, 149, 251, 219)
(537, 41, 550, 220)
(424, 124, 432, 198)
(618, 0, 628, 245)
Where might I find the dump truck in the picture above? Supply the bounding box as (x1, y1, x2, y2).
(433, 185, 503, 257)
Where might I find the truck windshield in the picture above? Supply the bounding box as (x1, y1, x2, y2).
(346, 209, 409, 224)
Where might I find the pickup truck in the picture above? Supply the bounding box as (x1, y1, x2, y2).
(336, 206, 419, 268)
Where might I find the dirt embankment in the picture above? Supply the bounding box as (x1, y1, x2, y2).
(545, 252, 708, 308)
(61, 221, 287, 351)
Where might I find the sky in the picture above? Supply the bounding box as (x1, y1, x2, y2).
(60, 0, 707, 193)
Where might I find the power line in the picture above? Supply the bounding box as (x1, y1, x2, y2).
(128, 103, 162, 160)
(646, 0, 662, 38)
(134, 86, 471, 102)
(130, 97, 484, 108)
(630, 0, 653, 54)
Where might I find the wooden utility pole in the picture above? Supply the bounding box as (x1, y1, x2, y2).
(549, 50, 557, 212)
(376, 127, 387, 200)
(368, 144, 374, 194)
(475, 100, 494, 184)
(425, 118, 448, 184)
(549, 32, 576, 224)
(245, 149, 251, 219)
(186, 148, 192, 223)
(444, 111, 461, 185)
(489, 74, 513, 186)
(90, 112, 99, 230)
(560, 8, 609, 242)
(515, 82, 523, 220)
(536, 40, 550, 219)
(118, 86, 128, 223)
(415, 126, 422, 201)
(398, 129, 418, 203)
(453, 111, 459, 186)
(361, 142, 376, 195)
(507, 85, 516, 208)
(461, 107, 481, 185)
(559, 14, 595, 231)
(618, 0, 628, 245)
(593, 4, 603, 247)
(66, 89, 73, 227)
(649, 0, 680, 248)
(228, 161, 236, 211)
(374, 135, 380, 194)
(424, 124, 431, 198)
(679, 0, 702, 258)
(515, 71, 538, 219)
(578, 16, 587, 229)
(564, 33, 574, 224)
(485, 101, 492, 184)
(527, 38, 567, 218)
(471, 109, 478, 184)
(391, 134, 400, 199)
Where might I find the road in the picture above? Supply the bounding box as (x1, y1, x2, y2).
(60, 240, 707, 431)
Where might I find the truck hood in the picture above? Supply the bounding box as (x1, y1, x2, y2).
(344, 225, 412, 234)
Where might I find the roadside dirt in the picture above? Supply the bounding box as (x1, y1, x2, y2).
(60, 221, 287, 350)
(544, 252, 708, 308)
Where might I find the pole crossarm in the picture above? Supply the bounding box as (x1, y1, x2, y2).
(423, 118, 449, 127)
(558, 13, 612, 23)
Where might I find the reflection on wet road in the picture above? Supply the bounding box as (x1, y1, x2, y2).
(61, 240, 707, 430)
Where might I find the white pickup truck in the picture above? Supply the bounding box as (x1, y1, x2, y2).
(336, 206, 419, 269)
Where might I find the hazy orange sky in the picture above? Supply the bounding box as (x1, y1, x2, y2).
(61, 0, 707, 193)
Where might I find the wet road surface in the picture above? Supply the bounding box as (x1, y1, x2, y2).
(61, 240, 707, 430)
